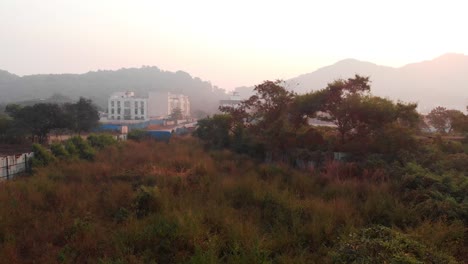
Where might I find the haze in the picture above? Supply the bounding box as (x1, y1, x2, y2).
(1, 0, 467, 90)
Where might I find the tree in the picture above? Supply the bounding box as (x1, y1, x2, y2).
(169, 107, 183, 121)
(193, 114, 233, 149)
(299, 75, 419, 153)
(65, 97, 99, 134)
(220, 80, 298, 155)
(426, 106, 467, 134)
(317, 75, 371, 143)
(6, 103, 66, 144)
(446, 109, 468, 134)
(448, 110, 468, 133)
(427, 106, 450, 133)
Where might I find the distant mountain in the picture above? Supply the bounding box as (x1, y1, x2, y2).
(0, 67, 228, 114)
(236, 53, 468, 112)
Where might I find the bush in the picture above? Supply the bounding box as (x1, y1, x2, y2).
(31, 143, 56, 167)
(50, 142, 69, 158)
(67, 136, 96, 161)
(133, 186, 162, 218)
(331, 226, 458, 263)
(127, 129, 147, 142)
(87, 134, 117, 149)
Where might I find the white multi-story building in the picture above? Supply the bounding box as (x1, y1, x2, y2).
(168, 93, 190, 117)
(108, 91, 148, 121)
(220, 92, 243, 108)
(148, 92, 190, 118)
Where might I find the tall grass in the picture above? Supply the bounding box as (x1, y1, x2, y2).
(0, 137, 465, 263)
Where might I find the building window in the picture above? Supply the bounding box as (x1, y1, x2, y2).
(117, 116, 121, 120)
(111, 101, 114, 107)
(117, 108, 121, 114)
(117, 101, 121, 107)
(124, 101, 130, 107)
(111, 109, 114, 114)
(135, 108, 138, 115)
(140, 107, 144, 115)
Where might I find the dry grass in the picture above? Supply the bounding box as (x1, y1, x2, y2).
(0, 137, 465, 263)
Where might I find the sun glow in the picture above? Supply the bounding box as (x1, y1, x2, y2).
(1, 0, 467, 89)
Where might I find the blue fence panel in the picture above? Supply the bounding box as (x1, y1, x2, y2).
(146, 130, 172, 142)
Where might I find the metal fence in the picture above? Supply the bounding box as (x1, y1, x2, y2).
(0, 152, 34, 180)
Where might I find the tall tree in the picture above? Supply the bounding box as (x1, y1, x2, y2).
(425, 106, 465, 133)
(427, 106, 449, 133)
(6, 103, 66, 144)
(66, 97, 99, 134)
(220, 80, 297, 155)
(318, 75, 371, 143)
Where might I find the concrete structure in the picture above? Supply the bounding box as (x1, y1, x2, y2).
(148, 92, 191, 118)
(1, 152, 34, 180)
(168, 93, 190, 117)
(220, 92, 243, 108)
(108, 91, 148, 121)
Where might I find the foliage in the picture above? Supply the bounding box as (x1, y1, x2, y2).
(332, 226, 458, 263)
(50, 142, 69, 158)
(64, 97, 100, 135)
(127, 129, 148, 142)
(2, 98, 100, 143)
(87, 134, 117, 149)
(199, 77, 421, 162)
(426, 106, 468, 134)
(67, 136, 96, 161)
(6, 103, 66, 144)
(193, 114, 233, 149)
(31, 143, 56, 167)
(0, 138, 465, 263)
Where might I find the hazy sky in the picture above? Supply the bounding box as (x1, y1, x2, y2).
(1, 0, 467, 90)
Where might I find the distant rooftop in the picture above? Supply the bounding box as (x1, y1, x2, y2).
(109, 91, 141, 99)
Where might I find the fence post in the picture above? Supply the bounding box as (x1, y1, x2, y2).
(6, 156, 9, 180)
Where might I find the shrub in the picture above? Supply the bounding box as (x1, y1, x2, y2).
(331, 226, 458, 263)
(127, 129, 147, 141)
(31, 143, 56, 167)
(67, 136, 96, 161)
(133, 186, 162, 218)
(87, 134, 117, 149)
(50, 142, 69, 158)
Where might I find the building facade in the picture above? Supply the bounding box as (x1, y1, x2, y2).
(220, 92, 243, 108)
(168, 93, 190, 117)
(108, 91, 148, 120)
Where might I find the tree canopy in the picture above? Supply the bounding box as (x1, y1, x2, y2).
(196, 75, 421, 161)
(1, 97, 99, 144)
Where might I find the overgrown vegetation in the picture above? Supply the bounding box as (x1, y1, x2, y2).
(0, 137, 466, 263)
(1, 77, 467, 263)
(31, 134, 117, 167)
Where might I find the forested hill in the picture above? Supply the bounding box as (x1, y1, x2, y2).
(0, 67, 228, 115)
(235, 53, 468, 112)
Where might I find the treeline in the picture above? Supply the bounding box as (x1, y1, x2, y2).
(195, 75, 468, 164)
(0, 97, 99, 144)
